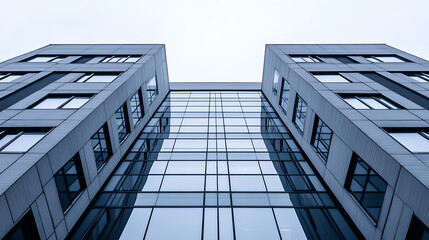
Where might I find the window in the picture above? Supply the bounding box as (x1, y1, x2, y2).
(101, 55, 141, 63)
(273, 69, 280, 95)
(342, 95, 401, 110)
(345, 154, 387, 222)
(293, 95, 307, 133)
(146, 76, 158, 105)
(72, 56, 96, 64)
(406, 215, 429, 240)
(291, 55, 321, 63)
(91, 124, 112, 170)
(313, 73, 350, 83)
(25, 56, 65, 63)
(54, 154, 86, 212)
(115, 104, 130, 143)
(75, 73, 119, 83)
(311, 116, 333, 161)
(279, 78, 290, 113)
(406, 73, 429, 83)
(130, 90, 144, 126)
(0, 129, 48, 153)
(31, 94, 92, 109)
(0, 73, 23, 83)
(364, 56, 406, 63)
(3, 210, 40, 240)
(387, 129, 429, 153)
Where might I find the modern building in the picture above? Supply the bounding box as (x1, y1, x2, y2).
(0, 44, 428, 240)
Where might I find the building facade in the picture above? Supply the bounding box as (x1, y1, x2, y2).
(0, 44, 428, 239)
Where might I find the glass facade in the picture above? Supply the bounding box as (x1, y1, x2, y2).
(311, 117, 333, 161)
(146, 76, 158, 105)
(130, 90, 143, 126)
(345, 154, 387, 222)
(69, 91, 362, 240)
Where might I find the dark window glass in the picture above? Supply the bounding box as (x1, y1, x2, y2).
(91, 124, 112, 170)
(406, 215, 429, 240)
(54, 154, 86, 212)
(73, 56, 95, 64)
(279, 78, 290, 113)
(116, 104, 130, 143)
(293, 95, 307, 133)
(146, 76, 158, 105)
(346, 154, 387, 222)
(342, 94, 401, 110)
(311, 117, 333, 161)
(334, 56, 356, 64)
(130, 90, 143, 126)
(3, 210, 40, 240)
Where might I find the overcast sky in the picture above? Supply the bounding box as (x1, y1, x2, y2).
(1, 0, 428, 82)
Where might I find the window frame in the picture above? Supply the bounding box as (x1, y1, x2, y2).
(54, 154, 86, 212)
(101, 55, 141, 63)
(115, 104, 130, 143)
(345, 153, 387, 223)
(364, 55, 408, 63)
(146, 75, 159, 105)
(386, 128, 429, 153)
(312, 73, 351, 83)
(0, 128, 50, 153)
(0, 73, 24, 83)
(24, 55, 66, 63)
(406, 215, 429, 240)
(311, 116, 333, 161)
(75, 73, 120, 83)
(29, 94, 93, 109)
(91, 124, 112, 170)
(292, 94, 307, 134)
(341, 94, 402, 110)
(279, 77, 290, 114)
(406, 73, 429, 83)
(130, 90, 144, 126)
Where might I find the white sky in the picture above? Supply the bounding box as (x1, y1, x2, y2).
(0, 0, 428, 82)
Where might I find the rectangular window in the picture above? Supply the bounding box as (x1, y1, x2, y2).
(406, 215, 429, 240)
(31, 94, 92, 109)
(72, 56, 96, 64)
(311, 116, 333, 161)
(146, 76, 158, 105)
(0, 73, 23, 83)
(115, 104, 130, 143)
(293, 95, 307, 133)
(91, 124, 112, 170)
(273, 69, 280, 95)
(75, 73, 119, 83)
(25, 56, 66, 63)
(101, 55, 141, 63)
(291, 55, 321, 63)
(406, 73, 429, 83)
(291, 55, 356, 64)
(313, 73, 350, 83)
(3, 210, 40, 240)
(279, 78, 290, 113)
(342, 95, 401, 110)
(345, 154, 387, 222)
(54, 154, 86, 212)
(0, 129, 48, 153)
(364, 56, 406, 63)
(130, 90, 144, 126)
(387, 129, 429, 153)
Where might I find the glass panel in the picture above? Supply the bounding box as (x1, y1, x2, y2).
(359, 98, 388, 109)
(376, 56, 404, 63)
(0, 75, 22, 83)
(389, 132, 429, 153)
(274, 208, 311, 240)
(2, 133, 45, 152)
(145, 208, 202, 240)
(62, 97, 90, 109)
(118, 208, 152, 240)
(86, 75, 117, 82)
(33, 98, 69, 109)
(314, 74, 349, 83)
(344, 98, 370, 109)
(28, 56, 56, 62)
(234, 208, 280, 240)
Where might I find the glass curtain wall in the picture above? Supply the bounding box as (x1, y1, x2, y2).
(69, 91, 363, 240)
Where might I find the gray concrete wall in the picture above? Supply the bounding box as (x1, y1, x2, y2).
(262, 44, 429, 239)
(0, 44, 169, 239)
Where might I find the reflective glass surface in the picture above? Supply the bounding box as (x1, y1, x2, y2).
(69, 91, 362, 240)
(146, 76, 158, 105)
(312, 117, 332, 161)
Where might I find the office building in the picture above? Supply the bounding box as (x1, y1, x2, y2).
(0, 44, 428, 239)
